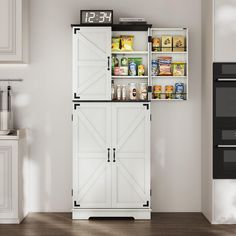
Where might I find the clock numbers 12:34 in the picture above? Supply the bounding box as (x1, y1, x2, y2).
(85, 11, 112, 23)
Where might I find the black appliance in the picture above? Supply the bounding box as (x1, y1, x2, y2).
(214, 62, 236, 179)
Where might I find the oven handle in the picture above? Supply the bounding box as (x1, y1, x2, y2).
(217, 78, 236, 82)
(217, 145, 236, 148)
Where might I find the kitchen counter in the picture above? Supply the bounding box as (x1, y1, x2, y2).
(0, 129, 27, 140)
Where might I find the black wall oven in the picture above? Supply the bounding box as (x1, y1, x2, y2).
(214, 63, 236, 179)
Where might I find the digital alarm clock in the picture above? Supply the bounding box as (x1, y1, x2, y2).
(80, 10, 113, 25)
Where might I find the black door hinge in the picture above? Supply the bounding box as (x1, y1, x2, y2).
(74, 201, 80, 207)
(74, 28, 80, 34)
(143, 104, 149, 110)
(71, 189, 73, 196)
(74, 104, 80, 110)
(150, 114, 152, 122)
(148, 36, 152, 43)
(74, 93, 80, 100)
(148, 86, 152, 93)
(150, 189, 152, 196)
(71, 115, 73, 122)
(143, 201, 149, 207)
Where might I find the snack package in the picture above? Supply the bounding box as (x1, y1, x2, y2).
(159, 57, 172, 76)
(172, 62, 185, 76)
(112, 37, 121, 51)
(121, 35, 134, 51)
(138, 65, 145, 76)
(161, 36, 172, 52)
(152, 37, 161, 51)
(173, 36, 185, 52)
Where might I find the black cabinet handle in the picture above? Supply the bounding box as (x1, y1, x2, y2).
(113, 148, 116, 162)
(107, 56, 110, 71)
(107, 148, 110, 162)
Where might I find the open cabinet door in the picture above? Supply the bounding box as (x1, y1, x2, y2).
(111, 103, 151, 209)
(73, 103, 112, 208)
(72, 27, 111, 101)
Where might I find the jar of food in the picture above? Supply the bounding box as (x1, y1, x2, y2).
(117, 85, 122, 101)
(165, 85, 174, 99)
(122, 85, 126, 101)
(139, 83, 147, 100)
(153, 85, 162, 99)
(128, 83, 137, 100)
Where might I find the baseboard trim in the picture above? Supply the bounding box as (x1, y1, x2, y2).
(0, 218, 21, 224)
(72, 208, 152, 220)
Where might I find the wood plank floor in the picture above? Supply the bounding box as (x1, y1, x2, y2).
(0, 213, 236, 236)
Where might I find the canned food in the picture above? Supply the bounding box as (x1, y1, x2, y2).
(129, 83, 137, 100)
(151, 59, 159, 76)
(175, 83, 184, 99)
(129, 61, 137, 76)
(153, 85, 162, 99)
(139, 83, 147, 100)
(165, 85, 174, 99)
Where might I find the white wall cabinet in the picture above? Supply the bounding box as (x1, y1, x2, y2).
(72, 103, 151, 219)
(214, 0, 236, 62)
(0, 0, 28, 63)
(0, 130, 28, 224)
(72, 27, 111, 100)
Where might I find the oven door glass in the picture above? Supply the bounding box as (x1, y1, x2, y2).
(216, 87, 236, 117)
(214, 147, 236, 179)
(224, 150, 236, 171)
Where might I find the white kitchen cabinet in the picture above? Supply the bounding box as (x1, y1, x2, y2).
(72, 103, 151, 219)
(0, 130, 28, 224)
(72, 103, 112, 209)
(214, 0, 236, 62)
(0, 0, 28, 63)
(111, 103, 150, 209)
(72, 27, 111, 100)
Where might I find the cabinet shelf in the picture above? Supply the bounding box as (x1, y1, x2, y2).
(152, 76, 187, 78)
(112, 51, 148, 55)
(112, 76, 148, 79)
(151, 99, 186, 101)
(151, 51, 187, 54)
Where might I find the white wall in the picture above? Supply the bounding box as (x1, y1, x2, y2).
(0, 0, 202, 212)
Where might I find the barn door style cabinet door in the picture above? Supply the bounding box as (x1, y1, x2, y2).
(0, 0, 28, 63)
(72, 103, 151, 219)
(72, 27, 111, 101)
(0, 130, 28, 224)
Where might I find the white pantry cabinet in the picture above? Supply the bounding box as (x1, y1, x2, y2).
(0, 130, 28, 224)
(72, 27, 111, 100)
(0, 0, 28, 63)
(214, 0, 236, 62)
(72, 103, 151, 219)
